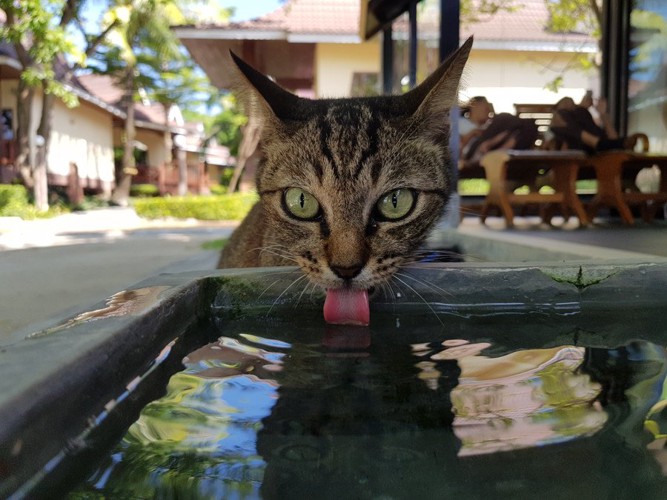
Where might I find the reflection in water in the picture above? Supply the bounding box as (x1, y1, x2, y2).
(28, 287, 171, 339)
(450, 345, 606, 456)
(74, 330, 667, 499)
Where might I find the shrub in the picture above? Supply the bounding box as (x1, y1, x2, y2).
(209, 184, 227, 196)
(0, 185, 70, 219)
(130, 184, 160, 198)
(132, 192, 258, 221)
(0, 185, 30, 216)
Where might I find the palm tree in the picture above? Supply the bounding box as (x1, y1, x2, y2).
(94, 0, 184, 205)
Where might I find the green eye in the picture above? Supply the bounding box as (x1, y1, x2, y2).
(377, 189, 415, 220)
(284, 188, 320, 219)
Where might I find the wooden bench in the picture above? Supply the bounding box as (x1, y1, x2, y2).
(585, 151, 667, 224)
(478, 150, 589, 228)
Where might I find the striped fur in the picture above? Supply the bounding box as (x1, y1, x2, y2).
(219, 38, 472, 292)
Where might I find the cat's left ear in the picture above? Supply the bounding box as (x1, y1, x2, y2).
(227, 51, 304, 126)
(401, 36, 472, 129)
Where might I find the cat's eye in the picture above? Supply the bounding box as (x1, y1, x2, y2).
(376, 189, 415, 220)
(284, 188, 321, 220)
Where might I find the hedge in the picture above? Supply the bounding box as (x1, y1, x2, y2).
(129, 184, 160, 198)
(132, 192, 258, 221)
(0, 185, 29, 215)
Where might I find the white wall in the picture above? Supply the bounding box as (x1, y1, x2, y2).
(314, 42, 594, 112)
(460, 50, 597, 113)
(315, 42, 381, 98)
(48, 99, 115, 183)
(136, 129, 168, 168)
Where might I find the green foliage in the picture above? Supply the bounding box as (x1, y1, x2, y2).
(0, 185, 30, 215)
(0, 0, 83, 107)
(460, 0, 519, 25)
(87, 1, 230, 119)
(545, 0, 601, 38)
(200, 238, 227, 250)
(543, 0, 603, 91)
(129, 183, 160, 197)
(544, 75, 565, 93)
(458, 179, 490, 196)
(0, 184, 69, 219)
(207, 94, 247, 156)
(132, 192, 257, 220)
(220, 166, 235, 188)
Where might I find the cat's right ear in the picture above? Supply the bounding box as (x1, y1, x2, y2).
(228, 51, 301, 124)
(399, 36, 472, 139)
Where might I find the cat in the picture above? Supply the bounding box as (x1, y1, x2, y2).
(218, 37, 472, 325)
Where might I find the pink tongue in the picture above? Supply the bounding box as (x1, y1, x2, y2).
(323, 288, 370, 326)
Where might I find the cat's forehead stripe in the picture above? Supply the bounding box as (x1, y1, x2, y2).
(315, 102, 384, 182)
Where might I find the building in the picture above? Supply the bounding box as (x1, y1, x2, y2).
(175, 0, 597, 113)
(0, 44, 229, 199)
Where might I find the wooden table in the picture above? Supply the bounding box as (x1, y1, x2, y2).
(479, 150, 589, 228)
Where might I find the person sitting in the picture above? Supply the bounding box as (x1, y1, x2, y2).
(459, 96, 538, 165)
(549, 95, 627, 154)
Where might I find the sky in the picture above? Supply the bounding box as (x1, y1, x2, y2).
(218, 0, 283, 22)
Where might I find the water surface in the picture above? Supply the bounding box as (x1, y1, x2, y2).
(72, 320, 667, 499)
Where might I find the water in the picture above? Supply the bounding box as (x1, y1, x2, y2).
(67, 317, 667, 500)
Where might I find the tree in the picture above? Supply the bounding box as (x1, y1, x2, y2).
(89, 0, 230, 204)
(1, 1, 81, 211)
(89, 0, 187, 205)
(543, 0, 603, 91)
(0, 0, 116, 211)
(460, 0, 519, 25)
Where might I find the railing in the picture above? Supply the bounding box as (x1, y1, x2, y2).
(133, 160, 210, 195)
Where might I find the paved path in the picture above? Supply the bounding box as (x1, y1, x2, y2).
(0, 208, 237, 343)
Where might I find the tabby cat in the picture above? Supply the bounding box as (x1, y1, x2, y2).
(218, 38, 472, 325)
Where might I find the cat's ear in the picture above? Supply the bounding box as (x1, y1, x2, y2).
(399, 36, 472, 130)
(228, 51, 302, 124)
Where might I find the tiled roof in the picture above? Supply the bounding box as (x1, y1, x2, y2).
(179, 0, 360, 41)
(281, 0, 359, 35)
(77, 73, 168, 128)
(460, 0, 595, 48)
(179, 0, 595, 47)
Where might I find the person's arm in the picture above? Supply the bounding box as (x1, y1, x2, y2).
(595, 98, 619, 139)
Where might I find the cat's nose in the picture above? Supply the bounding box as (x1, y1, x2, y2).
(330, 263, 363, 280)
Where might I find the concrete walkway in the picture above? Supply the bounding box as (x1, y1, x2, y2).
(0, 208, 237, 342)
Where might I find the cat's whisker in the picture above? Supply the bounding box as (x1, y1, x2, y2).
(266, 274, 309, 317)
(295, 280, 318, 308)
(382, 278, 402, 302)
(257, 278, 285, 300)
(379, 281, 393, 302)
(395, 270, 454, 300)
(255, 245, 298, 264)
(392, 274, 445, 327)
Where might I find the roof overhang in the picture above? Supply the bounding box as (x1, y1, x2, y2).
(176, 36, 316, 90)
(360, 0, 414, 40)
(173, 27, 285, 41)
(0, 55, 21, 71)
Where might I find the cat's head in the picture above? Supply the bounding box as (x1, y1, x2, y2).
(230, 38, 471, 293)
